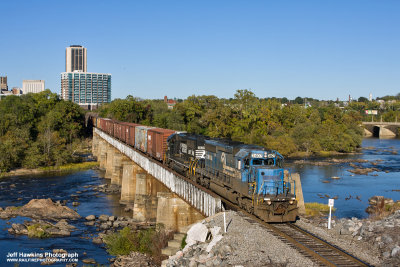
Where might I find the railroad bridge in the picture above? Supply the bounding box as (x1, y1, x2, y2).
(92, 127, 220, 231)
(362, 121, 400, 138)
(91, 127, 305, 230)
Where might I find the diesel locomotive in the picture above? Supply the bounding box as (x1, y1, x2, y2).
(166, 133, 298, 222)
(92, 117, 298, 223)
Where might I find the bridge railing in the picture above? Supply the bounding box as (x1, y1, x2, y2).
(362, 122, 400, 125)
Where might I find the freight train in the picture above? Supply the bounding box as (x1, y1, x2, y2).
(92, 117, 298, 222)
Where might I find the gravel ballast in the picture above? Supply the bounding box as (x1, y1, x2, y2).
(165, 211, 318, 267)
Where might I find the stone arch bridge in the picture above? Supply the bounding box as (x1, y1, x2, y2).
(362, 122, 400, 138)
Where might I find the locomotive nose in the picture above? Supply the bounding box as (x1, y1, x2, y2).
(257, 168, 284, 195)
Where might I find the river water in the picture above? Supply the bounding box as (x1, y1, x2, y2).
(0, 138, 399, 265)
(288, 138, 400, 218)
(0, 170, 126, 266)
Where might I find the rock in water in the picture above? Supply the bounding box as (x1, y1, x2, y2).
(17, 199, 80, 220)
(85, 215, 96, 221)
(98, 214, 109, 222)
(82, 258, 96, 264)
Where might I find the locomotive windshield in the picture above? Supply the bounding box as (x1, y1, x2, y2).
(252, 158, 277, 166)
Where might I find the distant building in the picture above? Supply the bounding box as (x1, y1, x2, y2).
(369, 93, 372, 102)
(61, 72, 111, 109)
(0, 76, 8, 92)
(66, 45, 87, 72)
(12, 87, 22, 95)
(22, 80, 45, 94)
(164, 96, 177, 109)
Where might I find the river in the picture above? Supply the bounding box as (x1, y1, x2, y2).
(289, 138, 400, 218)
(0, 170, 130, 266)
(0, 138, 399, 265)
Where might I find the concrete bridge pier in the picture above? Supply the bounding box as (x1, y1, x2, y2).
(98, 138, 108, 171)
(105, 144, 115, 179)
(110, 153, 128, 185)
(156, 192, 204, 232)
(92, 133, 101, 159)
(120, 161, 137, 206)
(132, 171, 158, 221)
(379, 126, 396, 138)
(285, 172, 305, 215)
(364, 128, 373, 137)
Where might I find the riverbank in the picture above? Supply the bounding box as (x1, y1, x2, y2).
(288, 150, 362, 159)
(0, 161, 99, 178)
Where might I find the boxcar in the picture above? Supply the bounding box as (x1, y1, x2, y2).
(135, 126, 154, 153)
(148, 128, 176, 161)
(123, 122, 140, 148)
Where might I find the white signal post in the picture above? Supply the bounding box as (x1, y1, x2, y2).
(328, 198, 334, 229)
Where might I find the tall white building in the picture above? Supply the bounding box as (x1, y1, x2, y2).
(66, 45, 87, 72)
(22, 80, 45, 94)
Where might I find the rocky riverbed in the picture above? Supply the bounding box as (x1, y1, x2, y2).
(163, 211, 318, 267)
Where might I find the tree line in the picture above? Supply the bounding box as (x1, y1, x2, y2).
(98, 90, 364, 156)
(0, 90, 88, 172)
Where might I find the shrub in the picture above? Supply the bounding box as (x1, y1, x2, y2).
(27, 223, 50, 238)
(305, 202, 336, 217)
(103, 227, 136, 256)
(103, 224, 173, 264)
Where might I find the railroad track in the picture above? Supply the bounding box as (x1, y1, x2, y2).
(165, 165, 372, 266)
(237, 212, 371, 267)
(267, 223, 372, 267)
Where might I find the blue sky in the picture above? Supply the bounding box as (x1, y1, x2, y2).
(1, 0, 399, 100)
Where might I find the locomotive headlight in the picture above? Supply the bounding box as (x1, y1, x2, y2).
(289, 200, 294, 205)
(264, 198, 272, 205)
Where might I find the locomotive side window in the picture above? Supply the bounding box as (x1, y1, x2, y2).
(267, 158, 275, 166)
(252, 159, 263, 165)
(244, 159, 249, 168)
(276, 158, 283, 167)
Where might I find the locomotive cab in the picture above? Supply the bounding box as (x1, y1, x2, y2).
(235, 148, 298, 222)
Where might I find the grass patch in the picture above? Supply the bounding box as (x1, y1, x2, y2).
(103, 225, 173, 265)
(39, 161, 99, 172)
(371, 202, 400, 220)
(305, 202, 336, 217)
(27, 223, 50, 238)
(180, 234, 187, 249)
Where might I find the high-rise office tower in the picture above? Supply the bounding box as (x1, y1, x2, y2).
(65, 45, 87, 72)
(0, 76, 8, 92)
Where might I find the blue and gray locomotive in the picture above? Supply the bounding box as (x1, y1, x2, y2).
(166, 133, 298, 222)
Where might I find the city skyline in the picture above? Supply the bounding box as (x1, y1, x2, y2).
(0, 0, 399, 101)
